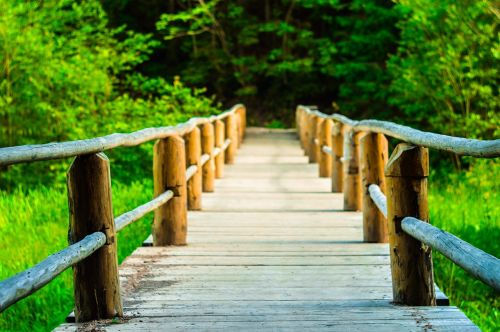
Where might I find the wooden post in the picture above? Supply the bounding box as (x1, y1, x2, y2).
(302, 111, 310, 156)
(331, 122, 344, 192)
(361, 133, 389, 242)
(67, 153, 122, 322)
(319, 119, 333, 178)
(308, 114, 319, 163)
(184, 127, 202, 210)
(385, 143, 435, 306)
(343, 130, 362, 211)
(237, 106, 246, 143)
(214, 120, 225, 178)
(153, 136, 188, 246)
(225, 113, 237, 164)
(201, 122, 215, 192)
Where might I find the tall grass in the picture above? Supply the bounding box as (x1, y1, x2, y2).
(0, 162, 498, 331)
(429, 160, 499, 331)
(0, 180, 153, 331)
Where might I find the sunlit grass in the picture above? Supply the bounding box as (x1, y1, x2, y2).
(0, 180, 153, 332)
(429, 161, 499, 332)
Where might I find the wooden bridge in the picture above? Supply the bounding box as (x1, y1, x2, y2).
(0, 105, 499, 331)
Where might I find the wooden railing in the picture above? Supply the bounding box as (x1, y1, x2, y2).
(296, 105, 500, 305)
(0, 104, 247, 320)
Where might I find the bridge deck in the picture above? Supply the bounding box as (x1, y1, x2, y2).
(56, 129, 477, 331)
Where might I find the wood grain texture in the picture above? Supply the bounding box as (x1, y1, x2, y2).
(331, 122, 344, 193)
(224, 113, 237, 164)
(57, 129, 474, 331)
(214, 120, 225, 178)
(308, 114, 319, 163)
(153, 136, 188, 246)
(0, 104, 245, 166)
(343, 130, 362, 211)
(402, 217, 500, 292)
(361, 133, 388, 243)
(201, 122, 216, 192)
(184, 127, 202, 210)
(385, 144, 435, 305)
(318, 119, 333, 178)
(0, 232, 106, 313)
(67, 153, 123, 321)
(297, 105, 500, 157)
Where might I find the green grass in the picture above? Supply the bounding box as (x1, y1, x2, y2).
(429, 161, 499, 332)
(0, 179, 154, 331)
(0, 162, 498, 331)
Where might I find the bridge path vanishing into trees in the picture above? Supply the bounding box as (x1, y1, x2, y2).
(55, 128, 478, 331)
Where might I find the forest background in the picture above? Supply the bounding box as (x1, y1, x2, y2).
(0, 0, 498, 331)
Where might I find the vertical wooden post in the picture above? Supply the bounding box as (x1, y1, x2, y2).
(67, 153, 122, 322)
(184, 127, 202, 210)
(237, 106, 246, 143)
(361, 133, 389, 242)
(319, 119, 333, 178)
(225, 113, 237, 164)
(385, 143, 435, 306)
(295, 107, 301, 139)
(153, 136, 188, 246)
(303, 111, 311, 156)
(214, 120, 225, 178)
(308, 114, 319, 163)
(201, 122, 215, 192)
(343, 130, 362, 211)
(331, 122, 344, 192)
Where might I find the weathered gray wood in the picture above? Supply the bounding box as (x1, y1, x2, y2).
(115, 190, 174, 232)
(185, 165, 198, 181)
(368, 184, 387, 218)
(0, 232, 106, 313)
(298, 105, 500, 157)
(402, 217, 500, 292)
(0, 105, 244, 166)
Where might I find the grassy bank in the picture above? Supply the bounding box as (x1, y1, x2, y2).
(0, 179, 154, 331)
(0, 163, 498, 331)
(429, 161, 499, 331)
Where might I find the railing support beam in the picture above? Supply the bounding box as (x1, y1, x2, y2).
(343, 130, 363, 211)
(361, 133, 389, 242)
(201, 123, 215, 192)
(184, 127, 203, 210)
(225, 113, 237, 164)
(67, 153, 122, 322)
(319, 119, 333, 177)
(331, 122, 344, 192)
(385, 143, 435, 305)
(214, 120, 225, 178)
(153, 136, 188, 245)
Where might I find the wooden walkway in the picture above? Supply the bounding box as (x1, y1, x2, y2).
(56, 128, 478, 331)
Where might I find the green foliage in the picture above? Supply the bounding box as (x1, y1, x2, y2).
(0, 0, 221, 189)
(429, 160, 499, 332)
(155, 0, 399, 122)
(388, 0, 499, 139)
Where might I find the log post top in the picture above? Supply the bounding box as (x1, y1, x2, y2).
(385, 143, 429, 178)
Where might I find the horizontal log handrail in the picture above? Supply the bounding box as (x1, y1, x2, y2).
(402, 217, 500, 292)
(367, 184, 500, 292)
(299, 105, 500, 157)
(115, 190, 175, 232)
(296, 104, 499, 305)
(0, 103, 247, 319)
(0, 105, 244, 166)
(0, 232, 106, 312)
